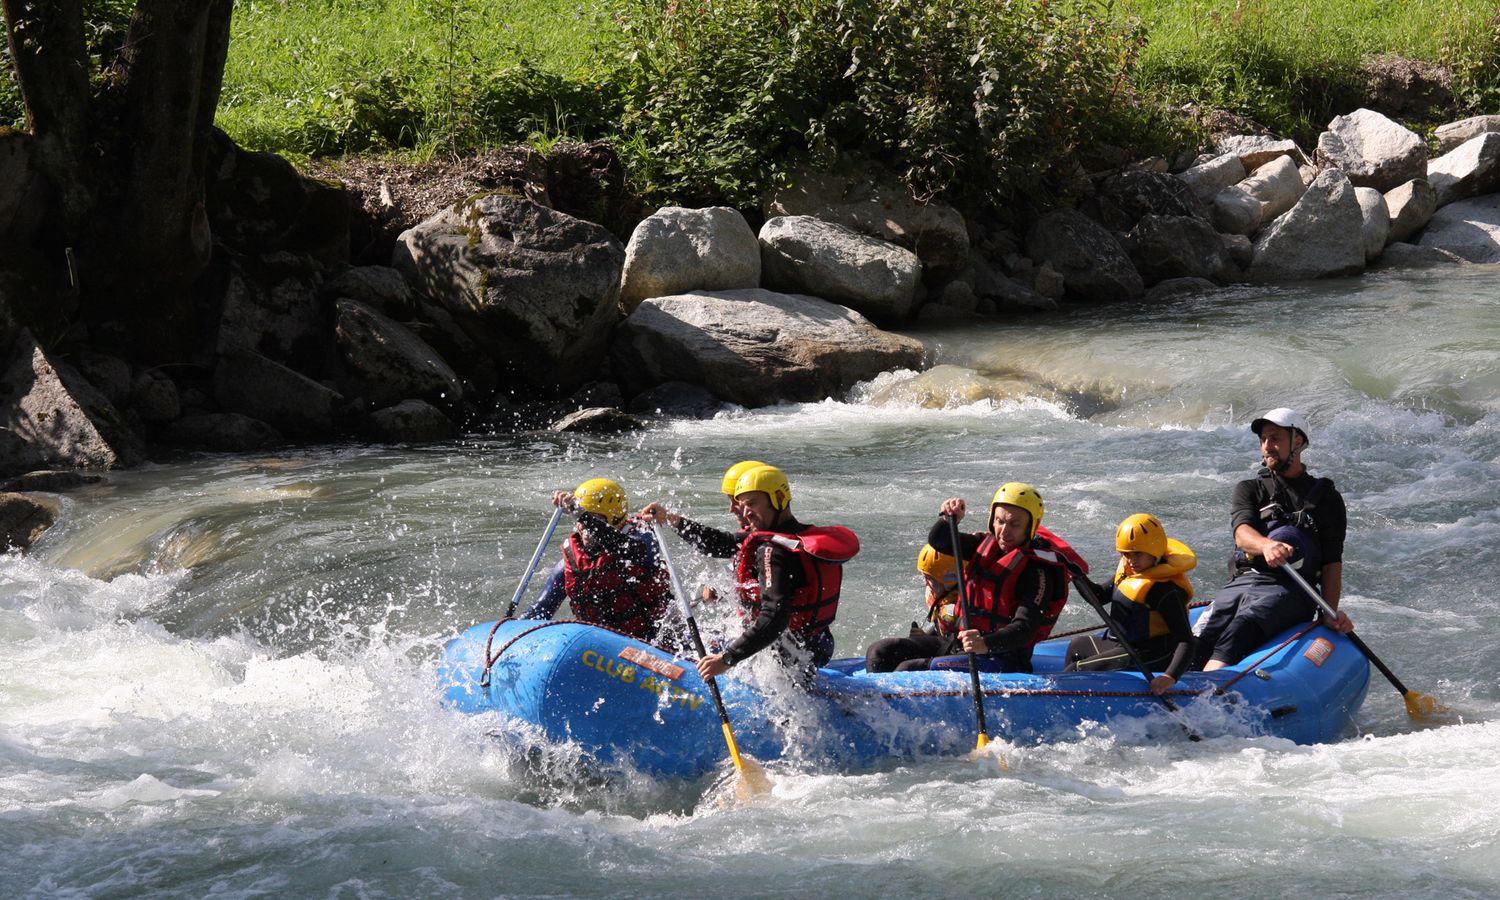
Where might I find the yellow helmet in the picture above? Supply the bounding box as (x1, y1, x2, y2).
(916, 543, 959, 586)
(733, 465, 792, 511)
(1115, 513, 1168, 559)
(991, 482, 1043, 539)
(720, 459, 768, 495)
(574, 477, 628, 527)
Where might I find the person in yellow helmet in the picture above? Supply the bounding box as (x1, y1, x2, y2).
(521, 477, 673, 645)
(1064, 514, 1198, 694)
(883, 483, 1084, 673)
(863, 544, 961, 673)
(639, 459, 766, 560)
(643, 464, 859, 682)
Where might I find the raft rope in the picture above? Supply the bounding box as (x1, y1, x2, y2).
(479, 618, 677, 687)
(1214, 621, 1320, 695)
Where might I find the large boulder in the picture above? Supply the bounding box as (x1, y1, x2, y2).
(1127, 215, 1235, 285)
(392, 194, 624, 392)
(164, 413, 284, 452)
(1415, 194, 1500, 263)
(1176, 154, 1246, 202)
(1025, 210, 1144, 302)
(1353, 187, 1390, 263)
(1092, 170, 1206, 232)
(0, 491, 59, 551)
(213, 251, 328, 373)
(362, 400, 455, 443)
(1435, 115, 1500, 154)
(1238, 155, 1306, 222)
(333, 299, 463, 409)
(213, 346, 341, 439)
(1315, 109, 1427, 193)
(206, 129, 350, 265)
(758, 216, 921, 323)
(1427, 133, 1500, 208)
(1216, 135, 1308, 172)
(0, 331, 144, 475)
(1246, 169, 1366, 282)
(1210, 185, 1264, 236)
(618, 207, 760, 312)
(1384, 178, 1438, 245)
(1370, 242, 1468, 271)
(610, 289, 926, 407)
(765, 171, 970, 280)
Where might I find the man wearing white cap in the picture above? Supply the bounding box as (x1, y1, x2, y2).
(1193, 408, 1354, 670)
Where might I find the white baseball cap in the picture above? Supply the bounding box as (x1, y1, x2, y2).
(1251, 407, 1310, 445)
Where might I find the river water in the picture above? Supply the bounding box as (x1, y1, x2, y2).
(4, 268, 1498, 897)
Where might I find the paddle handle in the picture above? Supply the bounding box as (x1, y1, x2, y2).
(1280, 563, 1411, 695)
(504, 505, 565, 618)
(650, 523, 736, 726)
(946, 514, 990, 744)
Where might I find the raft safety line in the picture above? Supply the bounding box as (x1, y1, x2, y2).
(1047, 599, 1212, 642)
(480, 618, 679, 687)
(1215, 622, 1320, 695)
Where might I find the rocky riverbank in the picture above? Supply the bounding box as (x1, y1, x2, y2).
(5, 105, 1500, 549)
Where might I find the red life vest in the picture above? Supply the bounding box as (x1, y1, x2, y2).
(561, 532, 670, 641)
(735, 525, 859, 641)
(961, 525, 1083, 646)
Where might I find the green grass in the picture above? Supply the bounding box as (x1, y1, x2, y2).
(1122, 0, 1500, 133)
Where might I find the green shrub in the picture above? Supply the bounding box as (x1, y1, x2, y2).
(605, 0, 1161, 209)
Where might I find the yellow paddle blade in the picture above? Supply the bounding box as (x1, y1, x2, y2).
(967, 733, 1011, 772)
(724, 722, 773, 798)
(1404, 690, 1451, 720)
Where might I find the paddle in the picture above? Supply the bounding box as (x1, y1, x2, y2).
(650, 522, 772, 798)
(1063, 559, 1201, 741)
(1280, 563, 1449, 720)
(946, 514, 993, 753)
(503, 505, 565, 618)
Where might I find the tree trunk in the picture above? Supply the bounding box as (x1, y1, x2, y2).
(2, 0, 234, 362)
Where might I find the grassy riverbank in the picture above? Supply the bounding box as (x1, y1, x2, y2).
(5, 0, 1497, 208)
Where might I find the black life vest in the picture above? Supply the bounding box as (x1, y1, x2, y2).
(561, 531, 670, 641)
(1234, 470, 1332, 580)
(735, 525, 859, 643)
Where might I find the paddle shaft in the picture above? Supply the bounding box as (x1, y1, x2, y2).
(504, 505, 565, 618)
(1065, 560, 1191, 722)
(1280, 563, 1413, 696)
(650, 524, 742, 743)
(946, 514, 990, 746)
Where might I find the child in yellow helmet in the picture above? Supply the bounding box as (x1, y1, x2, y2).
(864, 543, 961, 673)
(1064, 513, 1197, 694)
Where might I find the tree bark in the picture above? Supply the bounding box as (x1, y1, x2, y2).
(2, 0, 234, 361)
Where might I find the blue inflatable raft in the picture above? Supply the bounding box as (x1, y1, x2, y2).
(438, 615, 1370, 778)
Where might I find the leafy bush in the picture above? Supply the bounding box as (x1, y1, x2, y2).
(605, 0, 1159, 208)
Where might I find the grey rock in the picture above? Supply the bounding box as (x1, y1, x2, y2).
(1144, 277, 1218, 303)
(626, 381, 724, 419)
(1217, 135, 1308, 172)
(1435, 115, 1500, 154)
(130, 369, 181, 423)
(619, 206, 761, 312)
(0, 470, 104, 492)
(0, 491, 59, 551)
(1094, 171, 1207, 232)
(215, 252, 327, 371)
(392, 194, 624, 392)
(1025, 210, 1144, 302)
(213, 346, 340, 439)
(1354, 187, 1391, 262)
(1247, 169, 1366, 282)
(1221, 233, 1254, 268)
(1427, 133, 1500, 208)
(334, 299, 463, 409)
(325, 265, 413, 313)
(1384, 178, 1438, 245)
(1211, 185, 1264, 236)
(1177, 154, 1247, 202)
(1239, 155, 1306, 222)
(1415, 194, 1500, 262)
(550, 406, 647, 434)
(75, 353, 133, 408)
(759, 216, 921, 323)
(1315, 108, 1427, 193)
(363, 399, 456, 443)
(610, 289, 926, 407)
(1369, 242, 1469, 270)
(765, 171, 970, 279)
(1128, 215, 1235, 285)
(0, 330, 144, 475)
